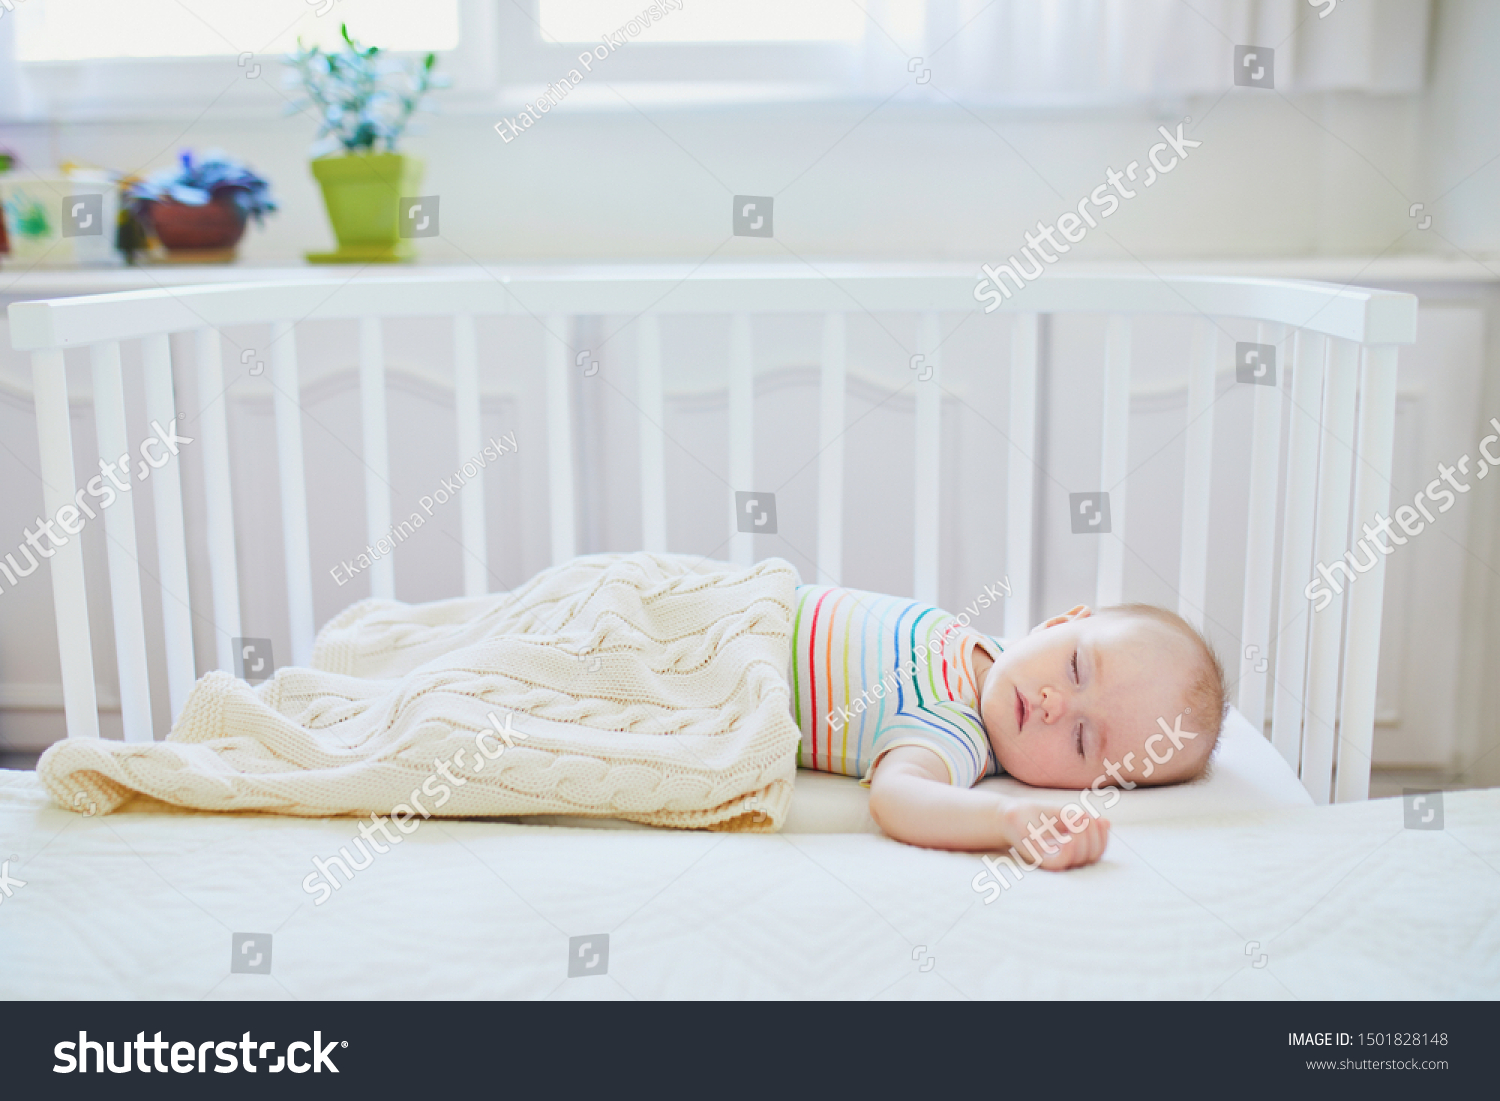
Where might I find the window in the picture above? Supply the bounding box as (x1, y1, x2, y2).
(3, 0, 483, 121)
(2, 0, 926, 119)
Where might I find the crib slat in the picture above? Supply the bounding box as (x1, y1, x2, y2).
(1176, 319, 1217, 630)
(143, 333, 196, 720)
(195, 329, 241, 673)
(1334, 345, 1399, 802)
(816, 312, 846, 587)
(545, 313, 577, 564)
(1301, 337, 1360, 804)
(1236, 322, 1285, 733)
(271, 322, 316, 667)
(637, 314, 667, 554)
(453, 313, 488, 595)
(1004, 313, 1038, 639)
(1095, 315, 1131, 607)
(913, 312, 941, 605)
(729, 312, 754, 567)
(90, 341, 153, 742)
(357, 317, 394, 599)
(32, 349, 100, 740)
(1270, 330, 1326, 769)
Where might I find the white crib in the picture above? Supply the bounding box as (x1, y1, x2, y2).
(6, 267, 1416, 805)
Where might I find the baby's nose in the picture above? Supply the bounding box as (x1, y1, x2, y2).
(1038, 686, 1070, 724)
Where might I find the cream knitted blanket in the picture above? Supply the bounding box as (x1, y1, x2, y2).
(37, 552, 802, 831)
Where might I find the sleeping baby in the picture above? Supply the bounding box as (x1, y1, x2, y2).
(789, 585, 1225, 869)
(39, 548, 1221, 871)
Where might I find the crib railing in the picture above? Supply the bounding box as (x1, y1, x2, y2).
(7, 266, 1417, 804)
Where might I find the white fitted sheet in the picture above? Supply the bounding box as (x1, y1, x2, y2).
(1, 729, 1495, 999)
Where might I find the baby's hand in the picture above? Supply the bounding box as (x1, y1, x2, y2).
(997, 800, 1110, 871)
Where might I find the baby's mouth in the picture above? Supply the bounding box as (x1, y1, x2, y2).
(1014, 687, 1028, 733)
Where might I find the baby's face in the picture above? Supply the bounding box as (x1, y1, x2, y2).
(977, 608, 1205, 790)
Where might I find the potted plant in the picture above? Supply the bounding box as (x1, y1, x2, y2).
(123, 151, 277, 263)
(285, 24, 447, 263)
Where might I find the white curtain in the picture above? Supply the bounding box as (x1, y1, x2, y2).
(857, 0, 1431, 102)
(0, 14, 34, 118)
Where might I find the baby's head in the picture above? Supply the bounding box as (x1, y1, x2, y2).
(977, 603, 1225, 791)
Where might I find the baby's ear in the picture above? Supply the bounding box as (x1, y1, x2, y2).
(1030, 604, 1092, 633)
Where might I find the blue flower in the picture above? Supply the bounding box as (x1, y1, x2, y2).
(125, 150, 278, 223)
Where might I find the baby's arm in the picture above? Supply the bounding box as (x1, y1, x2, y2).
(866, 745, 1110, 868)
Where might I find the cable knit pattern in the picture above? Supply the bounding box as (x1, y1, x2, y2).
(36, 553, 802, 831)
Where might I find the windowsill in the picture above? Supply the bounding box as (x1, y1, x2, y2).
(2, 254, 1500, 302)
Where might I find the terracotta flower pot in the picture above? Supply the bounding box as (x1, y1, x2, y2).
(145, 195, 248, 254)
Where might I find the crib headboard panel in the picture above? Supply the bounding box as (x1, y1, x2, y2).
(8, 266, 1417, 804)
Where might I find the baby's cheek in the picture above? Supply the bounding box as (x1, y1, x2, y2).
(996, 744, 1051, 785)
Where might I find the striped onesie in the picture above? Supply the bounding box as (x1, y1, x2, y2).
(787, 584, 1005, 788)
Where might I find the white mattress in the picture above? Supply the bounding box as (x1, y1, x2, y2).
(2, 712, 1495, 999)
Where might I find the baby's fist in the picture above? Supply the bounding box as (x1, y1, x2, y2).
(997, 800, 1110, 870)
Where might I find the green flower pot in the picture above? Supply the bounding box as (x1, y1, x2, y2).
(306, 152, 425, 263)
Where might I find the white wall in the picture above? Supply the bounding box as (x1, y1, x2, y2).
(0, 47, 1456, 266)
(1424, 0, 1500, 786)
